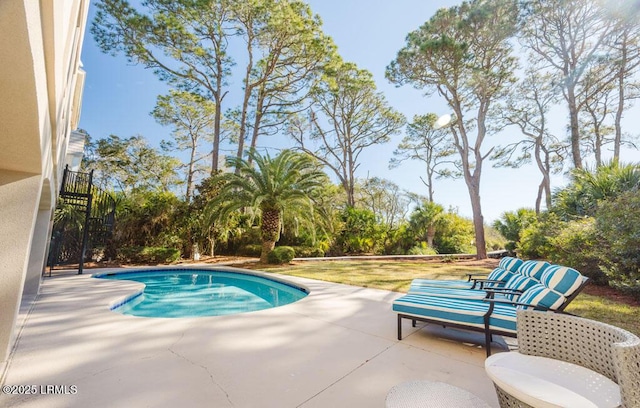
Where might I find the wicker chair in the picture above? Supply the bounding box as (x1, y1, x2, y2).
(485, 310, 640, 408)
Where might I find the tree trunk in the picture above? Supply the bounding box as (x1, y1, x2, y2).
(427, 172, 434, 203)
(248, 90, 265, 166)
(235, 34, 255, 173)
(260, 207, 280, 262)
(212, 90, 222, 173)
(235, 85, 252, 171)
(614, 38, 627, 160)
(261, 240, 275, 263)
(427, 225, 435, 248)
(186, 140, 197, 202)
(347, 152, 356, 207)
(468, 180, 487, 260)
(567, 85, 583, 169)
(533, 140, 551, 214)
(212, 49, 223, 174)
(450, 115, 486, 260)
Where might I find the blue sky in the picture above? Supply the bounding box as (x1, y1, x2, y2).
(78, 0, 639, 222)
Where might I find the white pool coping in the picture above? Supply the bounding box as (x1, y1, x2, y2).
(1, 266, 501, 407)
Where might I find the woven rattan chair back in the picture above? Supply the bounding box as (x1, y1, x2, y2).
(516, 310, 640, 408)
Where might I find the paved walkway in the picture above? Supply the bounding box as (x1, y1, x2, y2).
(1, 266, 501, 407)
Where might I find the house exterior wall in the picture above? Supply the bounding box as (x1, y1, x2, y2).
(0, 0, 89, 367)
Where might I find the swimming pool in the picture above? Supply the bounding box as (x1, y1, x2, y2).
(94, 269, 308, 318)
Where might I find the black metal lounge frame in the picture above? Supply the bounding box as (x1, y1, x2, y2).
(396, 276, 589, 357)
(465, 273, 507, 290)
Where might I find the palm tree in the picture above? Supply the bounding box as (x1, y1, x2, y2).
(208, 150, 327, 262)
(493, 208, 537, 251)
(408, 201, 444, 248)
(553, 161, 640, 219)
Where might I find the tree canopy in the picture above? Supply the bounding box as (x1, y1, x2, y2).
(387, 0, 519, 259)
(152, 90, 217, 202)
(390, 113, 459, 202)
(290, 61, 406, 207)
(206, 149, 327, 262)
(83, 134, 182, 194)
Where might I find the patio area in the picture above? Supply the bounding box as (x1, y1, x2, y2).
(1, 266, 501, 408)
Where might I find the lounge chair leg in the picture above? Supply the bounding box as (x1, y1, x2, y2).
(485, 331, 493, 357)
(397, 315, 403, 340)
(412, 319, 416, 327)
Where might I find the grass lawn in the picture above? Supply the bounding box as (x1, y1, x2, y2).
(241, 258, 640, 336)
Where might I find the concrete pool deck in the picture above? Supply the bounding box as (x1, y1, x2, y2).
(1, 266, 503, 407)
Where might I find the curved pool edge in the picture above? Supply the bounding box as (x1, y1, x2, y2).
(91, 265, 311, 317)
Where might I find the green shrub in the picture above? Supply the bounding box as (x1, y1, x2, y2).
(595, 190, 640, 297)
(547, 218, 607, 284)
(505, 241, 517, 252)
(441, 255, 457, 263)
(407, 242, 438, 255)
(117, 246, 181, 264)
(493, 208, 537, 244)
(267, 246, 296, 264)
(433, 212, 475, 254)
(291, 246, 325, 258)
(237, 244, 262, 257)
(517, 213, 561, 259)
(333, 207, 385, 254)
(517, 214, 606, 283)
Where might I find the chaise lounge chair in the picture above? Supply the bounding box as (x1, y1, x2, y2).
(409, 257, 524, 291)
(407, 260, 551, 304)
(393, 265, 588, 356)
(409, 274, 538, 300)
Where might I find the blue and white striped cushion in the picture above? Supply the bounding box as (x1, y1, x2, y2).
(487, 303, 519, 333)
(409, 286, 476, 297)
(504, 275, 537, 291)
(410, 267, 511, 290)
(517, 260, 550, 281)
(486, 267, 513, 282)
(408, 286, 507, 300)
(502, 275, 538, 300)
(499, 257, 524, 273)
(410, 279, 475, 290)
(406, 265, 517, 294)
(392, 294, 517, 333)
(540, 266, 583, 296)
(498, 257, 514, 268)
(516, 284, 566, 310)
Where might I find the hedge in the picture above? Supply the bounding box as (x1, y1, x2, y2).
(117, 246, 181, 264)
(267, 246, 296, 264)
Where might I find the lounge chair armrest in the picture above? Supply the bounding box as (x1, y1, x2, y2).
(478, 279, 504, 284)
(477, 279, 507, 289)
(466, 273, 488, 282)
(484, 288, 522, 295)
(482, 288, 522, 299)
(482, 298, 553, 311)
(469, 277, 503, 289)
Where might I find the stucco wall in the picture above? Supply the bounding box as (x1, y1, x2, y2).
(0, 0, 48, 175)
(0, 0, 89, 366)
(0, 172, 42, 364)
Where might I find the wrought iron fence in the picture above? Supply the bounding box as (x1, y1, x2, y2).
(48, 166, 116, 274)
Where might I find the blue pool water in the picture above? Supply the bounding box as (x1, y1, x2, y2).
(94, 270, 308, 318)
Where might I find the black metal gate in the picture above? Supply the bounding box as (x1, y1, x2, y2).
(48, 165, 116, 274)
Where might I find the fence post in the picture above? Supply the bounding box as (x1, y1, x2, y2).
(78, 170, 94, 275)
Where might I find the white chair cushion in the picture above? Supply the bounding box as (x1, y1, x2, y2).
(485, 352, 621, 408)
